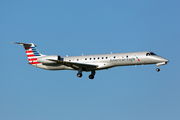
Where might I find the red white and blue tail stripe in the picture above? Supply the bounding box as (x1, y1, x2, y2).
(12, 42, 43, 65)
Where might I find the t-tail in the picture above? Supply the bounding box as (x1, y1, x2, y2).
(12, 42, 44, 65)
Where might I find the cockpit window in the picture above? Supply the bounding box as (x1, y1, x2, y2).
(146, 53, 150, 56)
(150, 52, 156, 55)
(146, 52, 157, 56)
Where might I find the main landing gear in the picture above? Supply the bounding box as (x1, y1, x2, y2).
(77, 73, 82, 77)
(77, 67, 83, 77)
(89, 71, 95, 79)
(76, 68, 96, 79)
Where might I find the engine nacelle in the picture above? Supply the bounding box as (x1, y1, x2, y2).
(37, 55, 61, 64)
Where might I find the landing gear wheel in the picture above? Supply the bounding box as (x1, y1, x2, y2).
(77, 73, 82, 77)
(89, 75, 94, 79)
(156, 68, 160, 72)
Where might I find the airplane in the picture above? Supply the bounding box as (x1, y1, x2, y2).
(12, 42, 169, 79)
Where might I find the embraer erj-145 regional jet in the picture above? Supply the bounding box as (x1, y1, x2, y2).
(13, 42, 169, 79)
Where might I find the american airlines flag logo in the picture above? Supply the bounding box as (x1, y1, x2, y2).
(24, 46, 41, 65)
(136, 57, 140, 61)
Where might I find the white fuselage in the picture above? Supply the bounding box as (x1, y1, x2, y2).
(34, 51, 169, 71)
(13, 42, 169, 79)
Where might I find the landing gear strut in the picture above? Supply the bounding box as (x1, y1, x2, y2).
(156, 65, 160, 72)
(77, 67, 83, 78)
(76, 68, 96, 79)
(89, 71, 95, 79)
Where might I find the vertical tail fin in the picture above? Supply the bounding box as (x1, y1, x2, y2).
(12, 42, 43, 65)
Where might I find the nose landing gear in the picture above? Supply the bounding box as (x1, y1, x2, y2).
(156, 64, 161, 72)
(156, 68, 160, 72)
(156, 64, 160, 72)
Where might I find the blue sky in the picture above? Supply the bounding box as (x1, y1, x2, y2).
(1, 0, 180, 120)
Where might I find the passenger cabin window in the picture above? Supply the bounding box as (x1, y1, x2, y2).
(106, 57, 108, 59)
(114, 56, 116, 58)
(85, 58, 87, 60)
(77, 59, 79, 61)
(102, 57, 104, 59)
(94, 58, 96, 60)
(90, 58, 92, 60)
(98, 57, 100, 59)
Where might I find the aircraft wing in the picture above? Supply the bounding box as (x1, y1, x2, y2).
(47, 59, 98, 70)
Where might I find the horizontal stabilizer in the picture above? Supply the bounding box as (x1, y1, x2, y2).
(11, 42, 34, 46)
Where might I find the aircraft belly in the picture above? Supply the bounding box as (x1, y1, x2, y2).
(35, 64, 73, 70)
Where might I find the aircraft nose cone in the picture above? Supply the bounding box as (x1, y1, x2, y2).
(157, 57, 169, 63)
(163, 58, 169, 63)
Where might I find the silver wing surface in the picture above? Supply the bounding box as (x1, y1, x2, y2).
(47, 59, 98, 71)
